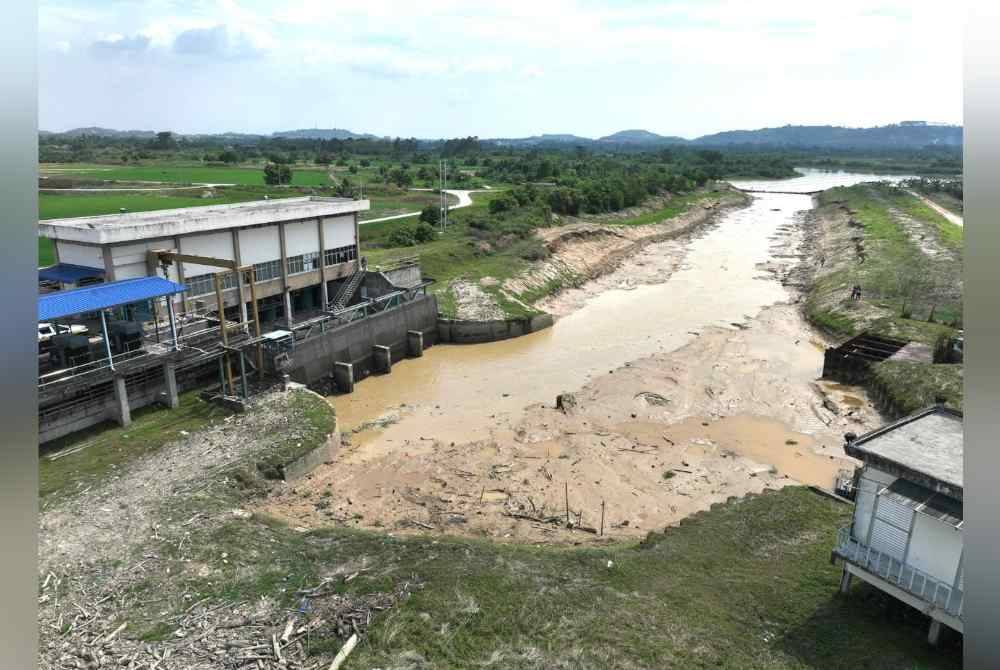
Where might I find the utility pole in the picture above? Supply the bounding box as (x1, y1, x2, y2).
(439, 160, 445, 232)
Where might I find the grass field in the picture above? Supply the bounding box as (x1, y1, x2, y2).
(41, 163, 332, 186)
(37, 188, 305, 266)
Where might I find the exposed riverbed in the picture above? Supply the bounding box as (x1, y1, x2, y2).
(260, 170, 906, 542)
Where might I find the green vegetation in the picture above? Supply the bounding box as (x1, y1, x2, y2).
(809, 184, 962, 344)
(806, 183, 964, 415)
(41, 163, 331, 186)
(40, 391, 230, 500)
(136, 480, 959, 668)
(251, 391, 336, 480)
(871, 362, 964, 416)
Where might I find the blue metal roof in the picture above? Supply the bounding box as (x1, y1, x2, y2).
(38, 263, 105, 283)
(39, 276, 186, 321)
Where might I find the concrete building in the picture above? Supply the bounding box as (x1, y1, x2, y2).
(832, 403, 963, 644)
(39, 196, 370, 325)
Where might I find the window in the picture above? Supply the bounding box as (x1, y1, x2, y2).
(287, 252, 319, 275)
(252, 259, 282, 282)
(287, 254, 304, 275)
(185, 271, 237, 297)
(324, 244, 358, 267)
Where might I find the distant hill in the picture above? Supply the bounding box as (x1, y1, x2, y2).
(598, 129, 688, 145)
(39, 122, 963, 151)
(44, 127, 158, 139)
(271, 128, 377, 140)
(692, 123, 962, 149)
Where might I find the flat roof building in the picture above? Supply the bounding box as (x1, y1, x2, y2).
(832, 404, 964, 644)
(39, 196, 370, 325)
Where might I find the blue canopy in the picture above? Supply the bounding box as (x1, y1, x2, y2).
(38, 263, 105, 283)
(39, 276, 186, 322)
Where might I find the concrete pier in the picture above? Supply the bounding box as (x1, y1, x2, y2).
(928, 619, 944, 646)
(111, 373, 132, 427)
(162, 362, 179, 409)
(373, 345, 392, 373)
(333, 362, 355, 393)
(407, 329, 424, 357)
(839, 566, 852, 594)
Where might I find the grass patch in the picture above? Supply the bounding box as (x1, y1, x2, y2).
(146, 486, 960, 669)
(252, 391, 336, 479)
(872, 362, 964, 415)
(600, 190, 740, 227)
(39, 391, 230, 500)
(40, 163, 332, 186)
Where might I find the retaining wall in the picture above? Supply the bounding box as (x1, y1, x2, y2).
(286, 294, 439, 385)
(436, 313, 554, 344)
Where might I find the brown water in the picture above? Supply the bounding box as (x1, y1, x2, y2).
(335, 192, 804, 445)
(333, 172, 893, 476)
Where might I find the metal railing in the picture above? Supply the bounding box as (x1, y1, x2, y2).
(835, 527, 963, 617)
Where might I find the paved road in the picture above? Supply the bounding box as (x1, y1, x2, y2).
(360, 188, 486, 225)
(907, 190, 963, 227)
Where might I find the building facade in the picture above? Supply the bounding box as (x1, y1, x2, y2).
(832, 404, 963, 644)
(39, 196, 370, 325)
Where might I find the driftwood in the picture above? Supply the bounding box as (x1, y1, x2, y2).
(328, 633, 359, 670)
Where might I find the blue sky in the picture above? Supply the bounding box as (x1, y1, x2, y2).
(39, 0, 964, 138)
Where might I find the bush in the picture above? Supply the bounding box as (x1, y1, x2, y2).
(387, 227, 417, 247)
(414, 223, 437, 243)
(419, 204, 440, 225)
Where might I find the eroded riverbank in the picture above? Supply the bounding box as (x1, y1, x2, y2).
(258, 183, 886, 542)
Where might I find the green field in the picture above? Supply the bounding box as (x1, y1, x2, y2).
(37, 189, 304, 266)
(41, 163, 332, 186)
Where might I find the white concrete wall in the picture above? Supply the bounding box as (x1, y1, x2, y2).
(56, 242, 102, 269)
(907, 514, 963, 584)
(322, 215, 355, 249)
(110, 238, 179, 281)
(179, 231, 235, 276)
(238, 225, 281, 265)
(284, 219, 320, 257)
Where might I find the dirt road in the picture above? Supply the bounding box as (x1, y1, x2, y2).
(908, 189, 964, 227)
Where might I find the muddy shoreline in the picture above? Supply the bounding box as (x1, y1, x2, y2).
(258, 190, 882, 544)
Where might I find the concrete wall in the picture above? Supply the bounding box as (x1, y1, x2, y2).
(286, 294, 439, 386)
(110, 237, 179, 281)
(56, 241, 103, 269)
(284, 219, 319, 257)
(437, 313, 554, 344)
(323, 215, 355, 248)
(238, 225, 281, 265)
(382, 265, 422, 289)
(180, 231, 235, 276)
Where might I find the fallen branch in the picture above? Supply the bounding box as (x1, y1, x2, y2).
(328, 633, 359, 670)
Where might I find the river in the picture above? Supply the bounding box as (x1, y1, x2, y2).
(333, 169, 909, 446)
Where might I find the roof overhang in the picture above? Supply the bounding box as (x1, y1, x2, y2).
(38, 276, 186, 321)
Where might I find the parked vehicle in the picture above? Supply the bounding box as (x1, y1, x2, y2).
(38, 322, 89, 347)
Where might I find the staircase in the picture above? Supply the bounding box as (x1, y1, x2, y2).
(329, 267, 366, 311)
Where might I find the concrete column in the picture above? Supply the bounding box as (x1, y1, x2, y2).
(162, 362, 179, 409)
(278, 222, 292, 325)
(102, 246, 117, 282)
(173, 235, 187, 315)
(927, 619, 943, 646)
(838, 566, 852, 594)
(373, 345, 392, 373)
(111, 373, 132, 427)
(333, 362, 354, 393)
(231, 230, 249, 326)
(317, 217, 329, 308)
(407, 330, 424, 357)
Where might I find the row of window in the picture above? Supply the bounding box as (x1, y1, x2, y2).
(185, 271, 238, 297)
(186, 245, 359, 296)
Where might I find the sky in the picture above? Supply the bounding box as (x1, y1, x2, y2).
(38, 0, 965, 139)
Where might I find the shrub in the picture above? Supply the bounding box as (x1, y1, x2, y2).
(414, 223, 437, 243)
(387, 227, 417, 247)
(419, 204, 440, 225)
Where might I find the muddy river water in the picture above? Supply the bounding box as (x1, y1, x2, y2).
(327, 170, 910, 491)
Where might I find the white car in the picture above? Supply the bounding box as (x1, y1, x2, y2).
(38, 322, 89, 345)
